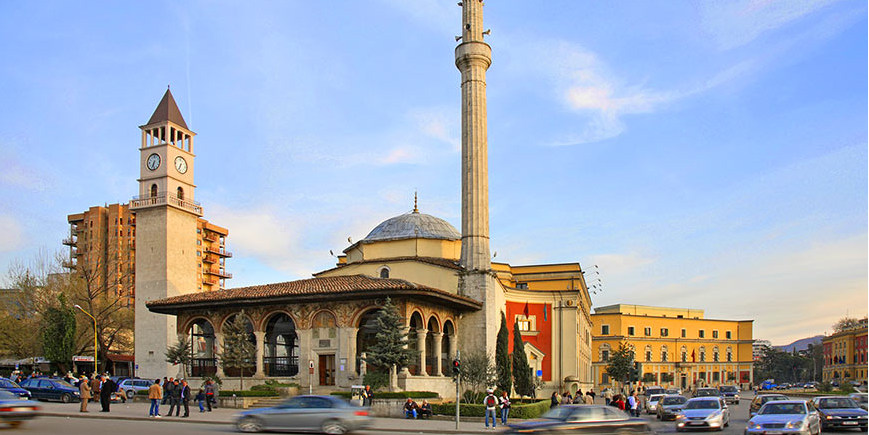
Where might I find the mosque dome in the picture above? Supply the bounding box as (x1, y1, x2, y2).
(362, 210, 461, 243)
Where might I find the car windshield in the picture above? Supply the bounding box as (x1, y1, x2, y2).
(645, 389, 665, 396)
(649, 395, 664, 402)
(543, 406, 575, 421)
(817, 398, 858, 409)
(663, 396, 687, 405)
(686, 400, 719, 410)
(720, 386, 738, 393)
(760, 403, 806, 415)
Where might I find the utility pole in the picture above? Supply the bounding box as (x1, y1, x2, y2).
(455, 350, 461, 430)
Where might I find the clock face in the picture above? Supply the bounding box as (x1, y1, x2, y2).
(147, 153, 161, 171)
(174, 156, 188, 174)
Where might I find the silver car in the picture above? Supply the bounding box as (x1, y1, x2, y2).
(646, 394, 664, 414)
(657, 395, 688, 421)
(746, 400, 821, 435)
(235, 395, 371, 434)
(675, 397, 730, 431)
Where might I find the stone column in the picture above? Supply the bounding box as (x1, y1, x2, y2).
(447, 333, 457, 360)
(417, 328, 428, 376)
(214, 332, 225, 378)
(346, 328, 358, 379)
(432, 332, 443, 376)
(254, 330, 265, 379)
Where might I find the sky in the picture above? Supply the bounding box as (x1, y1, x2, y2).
(0, 1, 866, 346)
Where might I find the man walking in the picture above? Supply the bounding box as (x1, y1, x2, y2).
(168, 378, 181, 416)
(483, 389, 498, 430)
(603, 388, 613, 406)
(628, 391, 639, 417)
(78, 375, 91, 412)
(204, 379, 215, 412)
(180, 379, 191, 417)
(99, 375, 115, 412)
(148, 379, 162, 418)
(162, 377, 173, 405)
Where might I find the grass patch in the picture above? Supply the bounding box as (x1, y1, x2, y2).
(431, 400, 549, 419)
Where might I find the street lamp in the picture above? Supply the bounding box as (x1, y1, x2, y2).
(74, 304, 98, 376)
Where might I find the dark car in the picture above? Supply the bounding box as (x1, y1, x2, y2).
(718, 385, 739, 404)
(811, 396, 868, 431)
(235, 395, 371, 434)
(0, 390, 40, 428)
(17, 378, 80, 403)
(693, 388, 720, 398)
(749, 394, 789, 417)
(657, 395, 688, 421)
(0, 378, 31, 399)
(506, 405, 654, 434)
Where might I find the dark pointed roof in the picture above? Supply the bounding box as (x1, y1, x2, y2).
(147, 88, 188, 129)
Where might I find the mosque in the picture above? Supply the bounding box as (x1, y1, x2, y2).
(139, 0, 594, 397)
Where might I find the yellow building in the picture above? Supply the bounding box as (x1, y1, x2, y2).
(591, 304, 754, 391)
(822, 319, 867, 385)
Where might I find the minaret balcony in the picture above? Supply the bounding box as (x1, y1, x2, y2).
(130, 193, 203, 216)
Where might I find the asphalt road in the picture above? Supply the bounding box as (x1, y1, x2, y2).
(640, 393, 753, 435)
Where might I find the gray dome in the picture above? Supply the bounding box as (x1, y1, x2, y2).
(363, 211, 461, 243)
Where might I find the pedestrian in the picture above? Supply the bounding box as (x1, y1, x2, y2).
(168, 378, 181, 416)
(603, 388, 613, 406)
(483, 389, 498, 430)
(78, 375, 91, 412)
(499, 390, 511, 425)
(90, 375, 101, 404)
(418, 399, 432, 419)
(573, 390, 583, 404)
(163, 377, 174, 406)
(362, 385, 373, 407)
(148, 379, 162, 418)
(628, 391, 639, 417)
(584, 392, 593, 405)
(403, 397, 418, 419)
(562, 391, 572, 405)
(196, 388, 205, 412)
(204, 379, 215, 412)
(587, 389, 596, 402)
(99, 375, 114, 412)
(180, 379, 191, 417)
(550, 391, 559, 408)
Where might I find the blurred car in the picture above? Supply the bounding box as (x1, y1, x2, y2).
(657, 395, 688, 421)
(645, 394, 664, 414)
(810, 396, 868, 431)
(235, 395, 370, 434)
(745, 400, 820, 435)
(117, 378, 152, 399)
(675, 397, 730, 431)
(0, 378, 31, 400)
(0, 389, 40, 428)
(666, 388, 683, 395)
(644, 387, 666, 397)
(506, 404, 654, 434)
(718, 385, 739, 404)
(848, 393, 868, 411)
(17, 378, 80, 403)
(749, 393, 790, 417)
(692, 388, 721, 398)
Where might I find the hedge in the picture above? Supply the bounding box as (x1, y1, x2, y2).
(432, 400, 550, 419)
(218, 390, 280, 397)
(330, 391, 439, 399)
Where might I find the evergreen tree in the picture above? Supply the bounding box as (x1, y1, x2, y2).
(165, 335, 192, 378)
(42, 294, 77, 373)
(220, 311, 255, 390)
(512, 319, 534, 397)
(362, 298, 415, 391)
(495, 312, 512, 395)
(605, 342, 633, 388)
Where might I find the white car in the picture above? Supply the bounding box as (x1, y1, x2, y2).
(646, 394, 664, 414)
(676, 397, 730, 431)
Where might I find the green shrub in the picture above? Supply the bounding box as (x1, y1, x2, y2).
(839, 383, 856, 393)
(363, 372, 389, 391)
(251, 384, 276, 392)
(330, 391, 439, 400)
(818, 381, 833, 393)
(432, 400, 549, 419)
(264, 380, 299, 388)
(218, 390, 279, 397)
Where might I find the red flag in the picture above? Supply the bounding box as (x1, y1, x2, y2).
(691, 350, 696, 363)
(523, 301, 530, 317)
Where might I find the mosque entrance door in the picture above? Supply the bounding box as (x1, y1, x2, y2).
(319, 354, 335, 386)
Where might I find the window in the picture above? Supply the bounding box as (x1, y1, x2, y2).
(726, 347, 733, 362)
(726, 331, 732, 339)
(602, 350, 610, 362)
(699, 347, 706, 362)
(627, 326, 635, 336)
(645, 350, 652, 362)
(682, 328, 687, 338)
(644, 327, 651, 336)
(150, 184, 157, 198)
(661, 346, 669, 362)
(712, 330, 719, 339)
(518, 318, 532, 331)
(660, 328, 669, 337)
(713, 347, 720, 362)
(516, 283, 528, 289)
(378, 267, 389, 278)
(601, 325, 610, 335)
(681, 346, 688, 362)
(699, 330, 705, 338)
(177, 186, 184, 200)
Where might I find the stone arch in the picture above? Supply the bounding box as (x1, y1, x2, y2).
(407, 311, 425, 375)
(356, 308, 381, 375)
(221, 312, 255, 377)
(263, 312, 299, 377)
(424, 315, 441, 376)
(187, 317, 217, 377)
(257, 309, 296, 332)
(442, 319, 456, 376)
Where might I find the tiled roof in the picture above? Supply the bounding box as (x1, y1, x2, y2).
(147, 274, 481, 314)
(146, 88, 188, 129)
(314, 256, 462, 276)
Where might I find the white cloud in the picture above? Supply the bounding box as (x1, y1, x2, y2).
(0, 215, 25, 252)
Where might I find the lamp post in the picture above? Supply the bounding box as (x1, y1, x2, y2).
(74, 304, 98, 375)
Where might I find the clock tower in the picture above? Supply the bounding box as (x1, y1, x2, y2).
(131, 88, 202, 378)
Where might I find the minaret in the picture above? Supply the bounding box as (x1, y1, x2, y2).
(456, 0, 503, 356)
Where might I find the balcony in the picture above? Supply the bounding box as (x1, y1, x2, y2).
(205, 247, 232, 258)
(203, 233, 217, 243)
(204, 269, 232, 279)
(202, 277, 219, 286)
(130, 193, 203, 216)
(62, 236, 77, 246)
(202, 254, 217, 264)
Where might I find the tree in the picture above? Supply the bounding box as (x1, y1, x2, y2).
(605, 342, 634, 389)
(41, 293, 77, 373)
(362, 298, 415, 391)
(166, 336, 192, 379)
(459, 349, 497, 403)
(220, 311, 255, 391)
(512, 319, 534, 398)
(495, 312, 512, 395)
(833, 317, 862, 333)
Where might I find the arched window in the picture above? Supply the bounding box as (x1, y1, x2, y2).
(188, 319, 216, 377)
(661, 346, 669, 362)
(681, 346, 688, 362)
(645, 345, 653, 362)
(699, 346, 706, 362)
(726, 347, 733, 362)
(150, 184, 158, 198)
(264, 313, 299, 377)
(600, 343, 612, 362)
(356, 310, 381, 375)
(713, 346, 720, 362)
(177, 186, 184, 200)
(379, 267, 389, 278)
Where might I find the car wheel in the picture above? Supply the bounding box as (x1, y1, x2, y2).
(126, 389, 135, 399)
(61, 393, 72, 403)
(321, 419, 347, 435)
(236, 417, 263, 433)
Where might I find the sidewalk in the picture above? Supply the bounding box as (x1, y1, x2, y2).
(36, 401, 505, 433)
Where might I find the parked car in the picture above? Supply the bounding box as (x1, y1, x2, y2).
(718, 385, 739, 404)
(749, 394, 790, 417)
(666, 388, 683, 395)
(745, 400, 820, 435)
(693, 387, 721, 398)
(657, 395, 688, 421)
(117, 378, 152, 399)
(235, 395, 371, 434)
(17, 378, 80, 403)
(848, 393, 868, 411)
(644, 387, 666, 397)
(506, 404, 654, 434)
(645, 394, 664, 414)
(810, 396, 868, 431)
(0, 390, 40, 428)
(675, 397, 730, 432)
(0, 378, 31, 399)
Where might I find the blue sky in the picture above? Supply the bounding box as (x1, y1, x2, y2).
(0, 1, 865, 345)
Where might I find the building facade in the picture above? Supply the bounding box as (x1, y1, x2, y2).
(822, 319, 868, 385)
(753, 339, 772, 361)
(591, 304, 754, 391)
